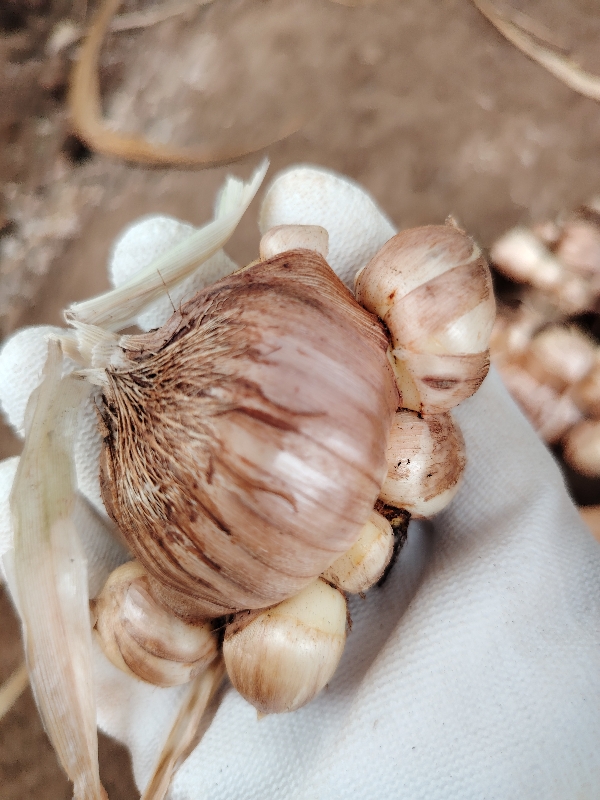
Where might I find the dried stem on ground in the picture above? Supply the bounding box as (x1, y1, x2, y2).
(69, 0, 305, 166)
(0, 663, 28, 723)
(471, 0, 600, 101)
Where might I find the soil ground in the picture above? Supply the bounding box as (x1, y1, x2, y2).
(1, 0, 600, 797)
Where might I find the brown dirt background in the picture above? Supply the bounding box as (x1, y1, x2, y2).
(1, 0, 600, 797)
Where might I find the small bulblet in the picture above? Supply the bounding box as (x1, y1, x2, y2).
(99, 251, 398, 619)
(223, 578, 347, 714)
(355, 224, 495, 414)
(321, 510, 394, 593)
(379, 410, 466, 517)
(92, 561, 218, 686)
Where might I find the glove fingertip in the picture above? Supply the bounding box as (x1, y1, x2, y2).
(259, 164, 396, 288)
(109, 215, 195, 289)
(0, 325, 67, 437)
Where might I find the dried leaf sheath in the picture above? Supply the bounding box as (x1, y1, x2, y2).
(100, 251, 398, 618)
(67, 161, 267, 331)
(141, 659, 226, 800)
(10, 341, 105, 800)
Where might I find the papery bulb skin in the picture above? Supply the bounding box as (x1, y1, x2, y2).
(100, 251, 398, 619)
(223, 579, 347, 714)
(379, 410, 466, 518)
(321, 510, 394, 593)
(92, 561, 218, 687)
(355, 224, 495, 414)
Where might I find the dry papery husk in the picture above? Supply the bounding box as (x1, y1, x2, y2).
(99, 250, 398, 620)
(9, 340, 106, 800)
(68, 161, 268, 332)
(355, 224, 495, 414)
(92, 561, 219, 687)
(379, 410, 466, 518)
(5, 163, 280, 800)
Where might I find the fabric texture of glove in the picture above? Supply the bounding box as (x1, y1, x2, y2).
(1, 165, 599, 799)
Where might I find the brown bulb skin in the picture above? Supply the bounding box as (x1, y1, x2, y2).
(100, 251, 398, 620)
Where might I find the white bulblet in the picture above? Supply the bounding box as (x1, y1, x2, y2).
(490, 226, 594, 314)
(379, 410, 466, 518)
(554, 218, 600, 278)
(321, 510, 394, 593)
(497, 361, 582, 444)
(573, 359, 600, 417)
(223, 579, 347, 714)
(92, 561, 218, 687)
(258, 165, 395, 288)
(491, 227, 564, 290)
(356, 224, 495, 414)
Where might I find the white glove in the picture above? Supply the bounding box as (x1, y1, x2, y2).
(2, 165, 600, 800)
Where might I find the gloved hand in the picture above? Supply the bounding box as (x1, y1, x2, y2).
(2, 165, 600, 800)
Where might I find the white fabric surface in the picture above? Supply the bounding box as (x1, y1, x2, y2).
(0, 325, 67, 437)
(259, 165, 395, 288)
(0, 165, 599, 799)
(73, 390, 109, 518)
(0, 456, 18, 584)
